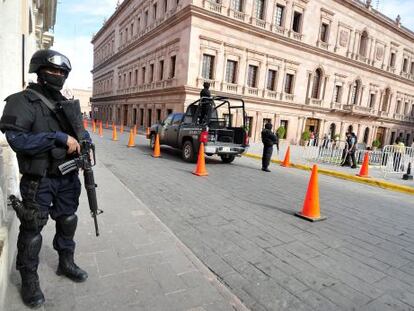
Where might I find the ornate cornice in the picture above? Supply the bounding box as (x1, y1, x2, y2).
(335, 0, 414, 41)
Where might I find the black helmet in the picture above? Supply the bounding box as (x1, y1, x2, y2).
(29, 49, 72, 75)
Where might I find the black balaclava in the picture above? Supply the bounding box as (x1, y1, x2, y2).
(38, 68, 67, 91)
(265, 123, 272, 130)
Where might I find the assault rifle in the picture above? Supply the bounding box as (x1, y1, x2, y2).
(58, 140, 102, 236)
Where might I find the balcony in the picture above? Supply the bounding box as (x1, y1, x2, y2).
(272, 24, 286, 35)
(330, 102, 342, 109)
(282, 93, 294, 101)
(221, 82, 239, 93)
(288, 30, 303, 41)
(197, 78, 217, 90)
(378, 110, 389, 118)
(317, 40, 329, 50)
(203, 0, 223, 14)
(264, 90, 279, 100)
(228, 9, 246, 22)
(309, 98, 322, 106)
(251, 17, 267, 29)
(342, 104, 374, 116)
(243, 86, 259, 96)
(394, 113, 404, 121)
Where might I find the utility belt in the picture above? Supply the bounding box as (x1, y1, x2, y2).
(17, 147, 76, 177)
(9, 175, 48, 230)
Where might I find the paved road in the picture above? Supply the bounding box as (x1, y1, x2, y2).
(96, 130, 414, 311)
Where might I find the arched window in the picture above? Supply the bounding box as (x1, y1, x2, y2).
(359, 31, 368, 57)
(363, 127, 369, 144)
(350, 80, 361, 105)
(382, 88, 390, 112)
(311, 68, 322, 99)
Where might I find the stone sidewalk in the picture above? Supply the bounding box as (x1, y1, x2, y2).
(4, 161, 248, 311)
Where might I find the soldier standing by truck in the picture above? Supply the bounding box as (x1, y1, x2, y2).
(261, 123, 278, 172)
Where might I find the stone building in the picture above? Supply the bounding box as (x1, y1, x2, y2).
(0, 1, 57, 308)
(91, 0, 414, 146)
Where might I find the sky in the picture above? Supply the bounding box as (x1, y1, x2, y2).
(52, 0, 414, 90)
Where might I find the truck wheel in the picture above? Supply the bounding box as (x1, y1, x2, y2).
(182, 141, 196, 163)
(220, 155, 235, 163)
(149, 134, 156, 149)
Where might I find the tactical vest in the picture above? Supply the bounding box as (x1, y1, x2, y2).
(1, 89, 72, 176)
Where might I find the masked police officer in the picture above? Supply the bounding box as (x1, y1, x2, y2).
(261, 123, 278, 172)
(0, 50, 89, 308)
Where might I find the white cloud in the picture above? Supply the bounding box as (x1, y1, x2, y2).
(53, 36, 93, 89)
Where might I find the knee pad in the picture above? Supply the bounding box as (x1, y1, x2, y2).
(56, 215, 77, 239)
(17, 233, 42, 263)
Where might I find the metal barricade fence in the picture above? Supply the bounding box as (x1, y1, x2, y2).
(380, 145, 414, 177)
(303, 140, 347, 165)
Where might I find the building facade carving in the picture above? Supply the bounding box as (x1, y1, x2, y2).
(91, 0, 414, 146)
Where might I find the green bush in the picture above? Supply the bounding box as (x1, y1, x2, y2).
(372, 139, 381, 148)
(301, 130, 311, 141)
(276, 126, 286, 139)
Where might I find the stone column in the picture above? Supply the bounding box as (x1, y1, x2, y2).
(347, 29, 354, 56)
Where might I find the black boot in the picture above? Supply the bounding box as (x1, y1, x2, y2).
(57, 252, 88, 282)
(20, 270, 45, 308)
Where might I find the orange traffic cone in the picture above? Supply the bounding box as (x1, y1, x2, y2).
(152, 134, 161, 158)
(357, 153, 370, 178)
(281, 146, 291, 167)
(112, 125, 118, 141)
(134, 125, 137, 136)
(127, 129, 135, 147)
(295, 165, 326, 222)
(105, 120, 109, 129)
(146, 127, 150, 137)
(83, 119, 88, 129)
(192, 143, 208, 176)
(120, 124, 124, 134)
(99, 121, 103, 137)
(92, 120, 96, 133)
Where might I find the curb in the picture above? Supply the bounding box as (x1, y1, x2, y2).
(245, 153, 414, 195)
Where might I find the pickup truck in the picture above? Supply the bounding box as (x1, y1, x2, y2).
(147, 96, 249, 163)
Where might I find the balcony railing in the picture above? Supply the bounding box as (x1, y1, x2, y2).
(251, 17, 266, 29)
(330, 102, 342, 109)
(203, 0, 223, 13)
(394, 113, 404, 120)
(221, 82, 239, 93)
(243, 86, 259, 96)
(264, 90, 279, 99)
(271, 24, 286, 35)
(197, 77, 217, 90)
(317, 40, 329, 50)
(289, 30, 303, 41)
(378, 110, 389, 118)
(114, 79, 178, 95)
(228, 9, 246, 22)
(283, 93, 294, 101)
(309, 98, 322, 106)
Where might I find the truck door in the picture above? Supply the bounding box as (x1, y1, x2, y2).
(159, 114, 173, 144)
(167, 113, 184, 147)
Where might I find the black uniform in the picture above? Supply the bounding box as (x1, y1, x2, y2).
(0, 49, 88, 308)
(199, 83, 212, 123)
(261, 123, 277, 171)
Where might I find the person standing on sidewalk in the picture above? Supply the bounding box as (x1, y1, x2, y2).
(261, 123, 278, 172)
(0, 50, 89, 308)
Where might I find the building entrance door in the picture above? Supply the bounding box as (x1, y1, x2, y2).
(305, 118, 320, 135)
(123, 105, 128, 125)
(376, 127, 386, 146)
